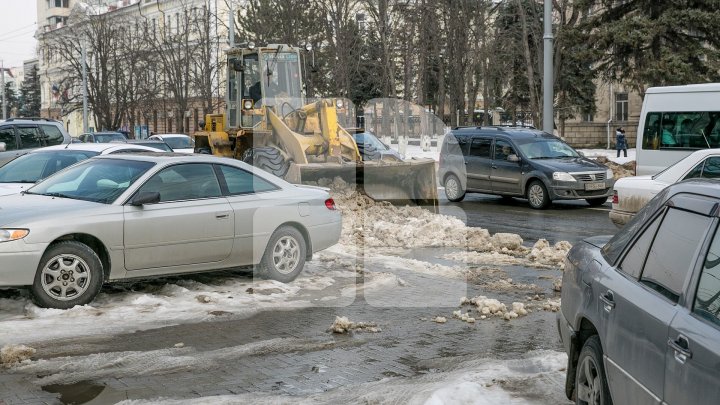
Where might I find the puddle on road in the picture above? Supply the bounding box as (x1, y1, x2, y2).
(42, 381, 126, 404)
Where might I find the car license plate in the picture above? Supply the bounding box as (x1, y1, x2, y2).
(585, 182, 605, 191)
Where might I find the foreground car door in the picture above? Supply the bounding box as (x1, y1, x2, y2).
(123, 163, 234, 270)
(664, 223, 720, 405)
(600, 207, 712, 404)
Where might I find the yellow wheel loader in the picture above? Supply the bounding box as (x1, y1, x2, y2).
(194, 44, 437, 208)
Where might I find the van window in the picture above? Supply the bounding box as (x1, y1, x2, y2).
(39, 124, 66, 146)
(469, 138, 492, 158)
(642, 112, 720, 150)
(17, 126, 42, 149)
(0, 126, 17, 151)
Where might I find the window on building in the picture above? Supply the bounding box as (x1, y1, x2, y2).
(582, 112, 594, 122)
(615, 92, 629, 122)
(356, 13, 366, 31)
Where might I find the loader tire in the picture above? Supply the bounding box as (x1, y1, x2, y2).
(242, 147, 290, 178)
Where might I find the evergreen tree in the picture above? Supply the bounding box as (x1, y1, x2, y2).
(2, 83, 18, 117)
(579, 0, 720, 94)
(19, 65, 41, 117)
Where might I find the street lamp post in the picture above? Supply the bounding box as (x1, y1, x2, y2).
(543, 0, 554, 134)
(1, 60, 6, 120)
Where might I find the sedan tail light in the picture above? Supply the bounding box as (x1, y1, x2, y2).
(612, 190, 618, 204)
(325, 198, 337, 210)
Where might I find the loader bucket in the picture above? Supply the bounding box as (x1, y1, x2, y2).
(287, 158, 438, 210)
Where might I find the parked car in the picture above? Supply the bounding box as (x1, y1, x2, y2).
(0, 143, 163, 197)
(0, 118, 72, 165)
(0, 154, 341, 309)
(125, 139, 174, 152)
(148, 134, 195, 153)
(438, 127, 615, 208)
(352, 132, 402, 161)
(78, 132, 128, 143)
(610, 148, 720, 227)
(559, 179, 720, 405)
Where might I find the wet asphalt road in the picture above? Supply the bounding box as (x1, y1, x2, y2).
(439, 191, 619, 245)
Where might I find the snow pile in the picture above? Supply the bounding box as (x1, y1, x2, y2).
(0, 344, 35, 366)
(452, 310, 476, 323)
(460, 296, 530, 321)
(527, 239, 572, 269)
(432, 316, 447, 324)
(553, 278, 563, 292)
(594, 155, 636, 179)
(481, 278, 541, 293)
(329, 316, 381, 334)
(541, 299, 561, 312)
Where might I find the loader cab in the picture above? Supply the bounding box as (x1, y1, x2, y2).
(228, 45, 305, 129)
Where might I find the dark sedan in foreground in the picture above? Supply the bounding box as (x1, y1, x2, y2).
(0, 154, 341, 309)
(559, 180, 720, 405)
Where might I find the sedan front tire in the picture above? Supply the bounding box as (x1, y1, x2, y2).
(31, 241, 104, 309)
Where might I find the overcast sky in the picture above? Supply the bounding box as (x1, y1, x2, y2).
(0, 0, 38, 68)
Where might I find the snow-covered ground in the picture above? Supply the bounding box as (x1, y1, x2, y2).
(113, 351, 569, 405)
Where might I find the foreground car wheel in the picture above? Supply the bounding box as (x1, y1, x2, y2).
(527, 180, 550, 209)
(444, 174, 466, 202)
(258, 226, 307, 283)
(576, 336, 612, 405)
(586, 197, 608, 207)
(31, 241, 104, 309)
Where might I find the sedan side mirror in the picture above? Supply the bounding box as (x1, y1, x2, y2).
(130, 191, 160, 206)
(0, 142, 5, 152)
(507, 154, 520, 163)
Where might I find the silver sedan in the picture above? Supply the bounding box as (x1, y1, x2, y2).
(0, 154, 342, 309)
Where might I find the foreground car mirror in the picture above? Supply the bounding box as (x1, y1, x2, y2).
(507, 154, 520, 163)
(130, 191, 161, 206)
(0, 142, 5, 152)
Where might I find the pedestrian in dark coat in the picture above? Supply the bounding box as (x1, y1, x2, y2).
(616, 127, 627, 158)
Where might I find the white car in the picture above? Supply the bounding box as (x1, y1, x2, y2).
(0, 143, 162, 197)
(610, 148, 720, 226)
(148, 134, 195, 153)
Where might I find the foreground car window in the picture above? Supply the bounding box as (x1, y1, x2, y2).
(619, 213, 662, 278)
(640, 208, 712, 302)
(695, 227, 720, 326)
(0, 151, 97, 183)
(27, 158, 154, 203)
(137, 163, 221, 202)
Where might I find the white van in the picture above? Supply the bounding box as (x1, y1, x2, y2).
(636, 83, 720, 175)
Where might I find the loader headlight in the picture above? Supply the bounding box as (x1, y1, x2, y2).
(0, 229, 29, 243)
(552, 172, 576, 182)
(243, 99, 253, 110)
(336, 99, 344, 109)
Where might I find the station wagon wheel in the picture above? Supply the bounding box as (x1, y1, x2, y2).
(527, 180, 550, 209)
(31, 241, 104, 309)
(576, 336, 612, 405)
(444, 174, 465, 202)
(258, 226, 307, 283)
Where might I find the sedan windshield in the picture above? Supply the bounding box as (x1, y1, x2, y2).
(516, 139, 580, 159)
(27, 158, 155, 204)
(0, 150, 98, 183)
(163, 136, 194, 149)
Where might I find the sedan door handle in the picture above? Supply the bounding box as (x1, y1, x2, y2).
(491, 164, 498, 169)
(599, 290, 615, 312)
(215, 212, 230, 219)
(668, 336, 693, 362)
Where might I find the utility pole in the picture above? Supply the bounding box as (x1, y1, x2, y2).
(81, 41, 88, 133)
(543, 0, 554, 134)
(1, 60, 6, 120)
